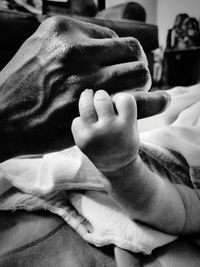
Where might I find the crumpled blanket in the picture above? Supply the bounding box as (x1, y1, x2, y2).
(0, 148, 177, 255)
(1, 84, 200, 254)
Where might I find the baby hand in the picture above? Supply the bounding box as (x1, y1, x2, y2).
(71, 89, 139, 172)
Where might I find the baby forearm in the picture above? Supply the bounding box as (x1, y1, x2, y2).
(102, 156, 187, 234)
(72, 89, 200, 235)
(102, 157, 160, 217)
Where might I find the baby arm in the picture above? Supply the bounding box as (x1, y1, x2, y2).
(72, 89, 200, 235)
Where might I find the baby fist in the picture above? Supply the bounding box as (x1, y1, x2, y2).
(72, 89, 139, 172)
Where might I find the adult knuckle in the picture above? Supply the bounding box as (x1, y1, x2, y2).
(125, 37, 148, 62)
(105, 27, 118, 38)
(40, 16, 59, 31)
(137, 62, 149, 75)
(41, 16, 71, 33)
(49, 16, 66, 28)
(126, 37, 142, 52)
(64, 41, 94, 64)
(136, 62, 152, 89)
(96, 24, 118, 38)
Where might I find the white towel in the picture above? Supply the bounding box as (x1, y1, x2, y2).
(0, 147, 177, 255)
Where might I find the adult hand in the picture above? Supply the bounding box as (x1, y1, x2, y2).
(0, 16, 168, 161)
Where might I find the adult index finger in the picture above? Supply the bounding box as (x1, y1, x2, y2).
(130, 91, 171, 119)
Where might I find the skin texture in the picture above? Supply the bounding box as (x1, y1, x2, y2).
(0, 16, 169, 161)
(72, 90, 200, 235)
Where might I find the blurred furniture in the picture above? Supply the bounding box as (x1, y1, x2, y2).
(97, 0, 105, 11)
(0, 9, 40, 70)
(164, 47, 200, 86)
(96, 2, 146, 22)
(163, 13, 200, 87)
(43, 0, 97, 17)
